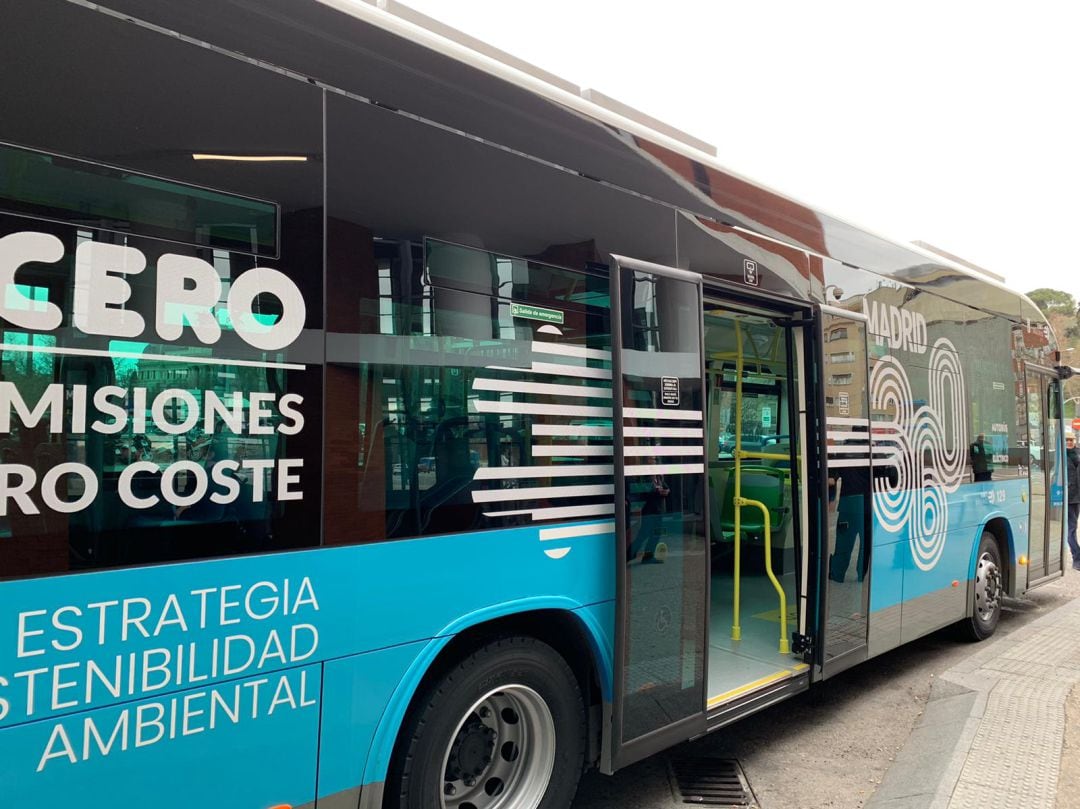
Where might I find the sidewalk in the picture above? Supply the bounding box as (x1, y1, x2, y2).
(867, 580, 1080, 809)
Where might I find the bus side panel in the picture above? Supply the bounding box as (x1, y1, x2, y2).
(1008, 516, 1030, 596)
(867, 479, 1027, 654)
(317, 641, 427, 807)
(0, 665, 321, 808)
(0, 524, 613, 802)
(316, 600, 614, 804)
(0, 524, 612, 724)
(898, 479, 1028, 643)
(867, 523, 904, 657)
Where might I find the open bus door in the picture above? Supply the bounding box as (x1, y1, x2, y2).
(815, 304, 872, 677)
(603, 255, 710, 772)
(1024, 364, 1065, 584)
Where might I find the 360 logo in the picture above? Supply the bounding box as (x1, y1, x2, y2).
(870, 339, 966, 571)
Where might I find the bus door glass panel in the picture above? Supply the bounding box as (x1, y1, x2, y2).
(1026, 373, 1045, 577)
(609, 258, 707, 769)
(821, 309, 871, 671)
(1026, 369, 1063, 581)
(1047, 378, 1064, 575)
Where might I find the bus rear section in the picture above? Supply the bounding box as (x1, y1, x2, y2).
(0, 3, 324, 803)
(0, 7, 619, 807)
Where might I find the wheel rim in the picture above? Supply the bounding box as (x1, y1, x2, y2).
(439, 684, 556, 809)
(974, 550, 1001, 623)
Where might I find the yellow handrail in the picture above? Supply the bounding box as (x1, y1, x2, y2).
(736, 496, 790, 654)
(736, 451, 790, 462)
(730, 318, 790, 654)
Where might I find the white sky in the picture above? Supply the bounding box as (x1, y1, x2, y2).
(399, 0, 1080, 298)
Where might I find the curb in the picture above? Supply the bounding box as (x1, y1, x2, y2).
(865, 594, 1080, 809)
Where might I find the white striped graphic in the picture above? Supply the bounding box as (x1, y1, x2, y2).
(482, 503, 615, 520)
(474, 401, 612, 418)
(624, 407, 703, 421)
(624, 462, 705, 476)
(624, 426, 703, 438)
(532, 342, 612, 362)
(537, 520, 616, 559)
(531, 445, 613, 457)
(538, 522, 615, 541)
(618, 383, 705, 483)
(472, 378, 612, 399)
(474, 464, 613, 480)
(467, 329, 619, 559)
(532, 361, 611, 380)
(826, 446, 901, 457)
(826, 417, 871, 427)
(826, 430, 871, 442)
(532, 424, 613, 437)
(487, 362, 612, 380)
(0, 342, 306, 371)
(623, 445, 703, 457)
(826, 445, 873, 455)
(471, 484, 614, 504)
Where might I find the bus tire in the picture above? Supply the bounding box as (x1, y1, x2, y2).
(957, 531, 1003, 641)
(389, 635, 586, 809)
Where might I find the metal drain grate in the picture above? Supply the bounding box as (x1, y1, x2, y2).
(668, 757, 757, 807)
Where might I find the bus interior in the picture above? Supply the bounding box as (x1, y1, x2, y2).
(702, 302, 808, 706)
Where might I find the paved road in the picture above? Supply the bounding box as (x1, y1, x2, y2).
(572, 569, 1080, 809)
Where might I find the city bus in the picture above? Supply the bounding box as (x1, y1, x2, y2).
(0, 1, 1069, 807)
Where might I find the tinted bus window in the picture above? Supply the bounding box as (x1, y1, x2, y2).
(0, 215, 321, 579)
(325, 237, 612, 543)
(0, 142, 279, 257)
(0, 6, 324, 579)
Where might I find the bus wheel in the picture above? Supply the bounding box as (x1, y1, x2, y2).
(958, 532, 1003, 641)
(391, 636, 586, 809)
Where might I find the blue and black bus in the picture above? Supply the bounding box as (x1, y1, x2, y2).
(0, 2, 1068, 807)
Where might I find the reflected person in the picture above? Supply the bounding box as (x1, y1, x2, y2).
(829, 460, 867, 584)
(970, 433, 992, 482)
(628, 462, 669, 564)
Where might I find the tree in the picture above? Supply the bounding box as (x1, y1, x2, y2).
(1026, 288, 1077, 316)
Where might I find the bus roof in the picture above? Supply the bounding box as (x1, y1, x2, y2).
(96, 0, 1050, 330)
(333, 1, 1046, 325)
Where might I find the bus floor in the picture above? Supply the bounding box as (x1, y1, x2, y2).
(707, 563, 806, 707)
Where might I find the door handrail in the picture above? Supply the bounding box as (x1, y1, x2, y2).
(735, 496, 790, 654)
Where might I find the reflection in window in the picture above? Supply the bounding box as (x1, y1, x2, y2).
(326, 238, 612, 543)
(0, 218, 318, 579)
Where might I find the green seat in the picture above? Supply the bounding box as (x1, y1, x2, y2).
(717, 465, 788, 542)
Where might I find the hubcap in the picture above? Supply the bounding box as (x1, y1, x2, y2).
(440, 684, 556, 809)
(974, 551, 1001, 623)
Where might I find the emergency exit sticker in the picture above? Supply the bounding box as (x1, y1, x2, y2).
(511, 302, 564, 325)
(661, 377, 680, 406)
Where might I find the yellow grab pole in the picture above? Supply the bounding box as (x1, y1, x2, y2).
(732, 322, 744, 641)
(735, 497, 790, 654)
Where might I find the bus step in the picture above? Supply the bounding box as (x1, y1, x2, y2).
(667, 757, 757, 806)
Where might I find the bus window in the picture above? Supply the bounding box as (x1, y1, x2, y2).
(324, 238, 613, 543)
(0, 191, 321, 579)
